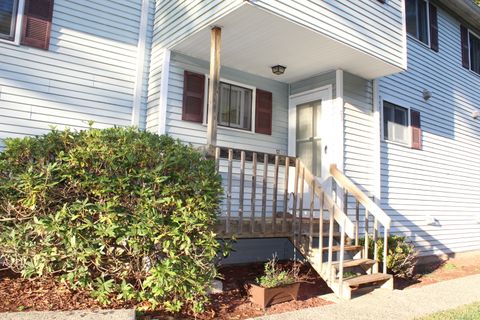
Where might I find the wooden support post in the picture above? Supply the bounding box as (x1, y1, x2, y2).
(226, 149, 233, 235)
(206, 27, 221, 154)
(373, 216, 379, 273)
(261, 154, 268, 234)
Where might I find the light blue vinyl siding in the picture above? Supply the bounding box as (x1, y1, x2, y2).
(379, 6, 480, 256)
(145, 0, 243, 132)
(0, 0, 153, 147)
(251, 0, 405, 69)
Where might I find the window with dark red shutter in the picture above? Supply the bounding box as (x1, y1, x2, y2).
(21, 0, 54, 50)
(255, 89, 272, 135)
(461, 25, 470, 69)
(411, 109, 422, 150)
(429, 3, 438, 52)
(182, 71, 205, 123)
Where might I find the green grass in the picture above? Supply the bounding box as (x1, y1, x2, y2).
(417, 302, 480, 320)
(442, 263, 457, 270)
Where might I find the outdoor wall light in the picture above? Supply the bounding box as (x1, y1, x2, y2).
(271, 65, 286, 75)
(422, 89, 432, 101)
(472, 110, 480, 119)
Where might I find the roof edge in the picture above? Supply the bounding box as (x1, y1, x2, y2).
(437, 0, 480, 31)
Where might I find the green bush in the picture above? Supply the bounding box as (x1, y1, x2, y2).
(0, 127, 223, 313)
(359, 235, 416, 278)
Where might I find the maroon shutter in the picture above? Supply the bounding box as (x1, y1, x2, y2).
(182, 71, 205, 123)
(460, 25, 470, 69)
(411, 109, 422, 150)
(21, 0, 54, 50)
(255, 89, 272, 135)
(429, 3, 438, 52)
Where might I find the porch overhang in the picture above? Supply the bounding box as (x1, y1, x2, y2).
(172, 4, 404, 83)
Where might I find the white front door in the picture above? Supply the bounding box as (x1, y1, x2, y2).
(296, 100, 323, 177)
(289, 86, 332, 182)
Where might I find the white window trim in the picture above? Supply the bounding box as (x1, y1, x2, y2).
(468, 29, 480, 76)
(202, 76, 257, 134)
(380, 96, 412, 148)
(0, 0, 26, 46)
(406, 0, 431, 47)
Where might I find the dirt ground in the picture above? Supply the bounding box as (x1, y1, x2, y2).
(1, 254, 480, 320)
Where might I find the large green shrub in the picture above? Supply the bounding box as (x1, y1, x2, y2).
(0, 127, 223, 313)
(360, 235, 417, 279)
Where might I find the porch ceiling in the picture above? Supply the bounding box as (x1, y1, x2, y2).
(172, 4, 403, 83)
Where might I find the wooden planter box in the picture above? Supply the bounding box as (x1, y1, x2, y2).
(248, 282, 301, 308)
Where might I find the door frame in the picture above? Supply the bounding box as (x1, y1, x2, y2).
(288, 86, 333, 172)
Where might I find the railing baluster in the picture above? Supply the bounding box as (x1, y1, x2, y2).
(373, 216, 379, 273)
(261, 154, 268, 235)
(383, 227, 388, 274)
(298, 166, 305, 241)
(214, 147, 220, 173)
(309, 179, 315, 254)
(272, 155, 279, 234)
(292, 159, 300, 248)
(339, 217, 346, 298)
(238, 151, 245, 235)
(327, 205, 335, 282)
(250, 152, 257, 235)
(226, 149, 233, 235)
(319, 192, 324, 266)
(364, 208, 369, 259)
(282, 156, 290, 233)
(355, 200, 360, 246)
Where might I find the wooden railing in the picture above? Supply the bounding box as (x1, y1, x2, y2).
(330, 164, 391, 274)
(214, 146, 296, 238)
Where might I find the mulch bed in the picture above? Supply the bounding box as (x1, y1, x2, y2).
(0, 261, 333, 319)
(2, 255, 480, 319)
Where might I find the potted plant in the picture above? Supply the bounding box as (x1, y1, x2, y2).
(248, 256, 301, 308)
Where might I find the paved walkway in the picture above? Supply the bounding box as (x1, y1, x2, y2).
(255, 274, 480, 320)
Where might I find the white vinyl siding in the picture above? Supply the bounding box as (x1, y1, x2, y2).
(379, 6, 480, 256)
(252, 0, 405, 69)
(0, 0, 153, 148)
(145, 0, 244, 133)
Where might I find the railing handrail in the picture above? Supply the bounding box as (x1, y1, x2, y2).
(330, 164, 391, 229)
(214, 145, 295, 163)
(299, 160, 355, 238)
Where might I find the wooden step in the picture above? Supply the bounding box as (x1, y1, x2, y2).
(322, 245, 363, 252)
(344, 273, 393, 287)
(332, 258, 376, 268)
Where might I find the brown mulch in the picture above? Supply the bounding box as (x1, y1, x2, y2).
(0, 261, 333, 319)
(2, 254, 480, 319)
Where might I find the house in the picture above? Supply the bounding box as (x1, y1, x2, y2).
(1, 0, 480, 299)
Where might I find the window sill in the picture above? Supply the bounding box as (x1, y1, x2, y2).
(0, 38, 20, 46)
(201, 123, 256, 135)
(382, 139, 412, 149)
(407, 35, 434, 52)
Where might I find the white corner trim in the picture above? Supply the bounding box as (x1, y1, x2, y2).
(335, 69, 344, 171)
(157, 49, 171, 135)
(401, 0, 408, 70)
(131, 0, 150, 127)
(372, 79, 381, 203)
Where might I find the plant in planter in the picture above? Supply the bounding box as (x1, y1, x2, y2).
(248, 256, 301, 308)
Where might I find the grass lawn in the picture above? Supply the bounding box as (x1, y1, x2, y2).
(418, 302, 480, 320)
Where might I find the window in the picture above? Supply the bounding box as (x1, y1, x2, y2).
(469, 31, 480, 74)
(383, 102, 409, 145)
(406, 0, 429, 45)
(0, 0, 18, 41)
(218, 82, 253, 131)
